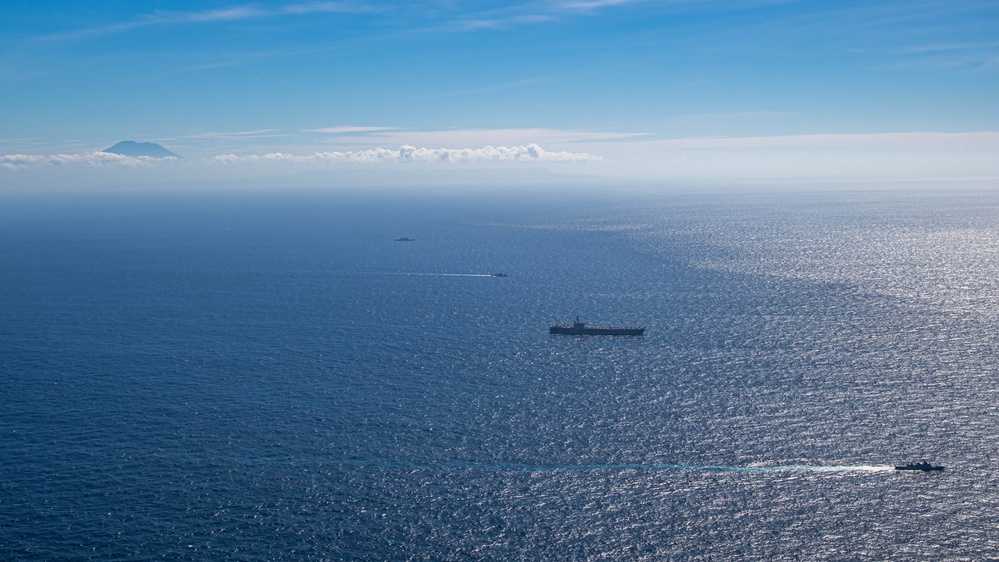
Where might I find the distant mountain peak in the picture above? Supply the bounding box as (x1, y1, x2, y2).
(102, 141, 181, 159)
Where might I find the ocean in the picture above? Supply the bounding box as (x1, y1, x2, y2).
(2, 185, 998, 560)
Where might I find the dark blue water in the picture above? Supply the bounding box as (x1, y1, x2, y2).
(2, 186, 998, 560)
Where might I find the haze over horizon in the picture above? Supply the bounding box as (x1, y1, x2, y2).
(2, 0, 998, 188)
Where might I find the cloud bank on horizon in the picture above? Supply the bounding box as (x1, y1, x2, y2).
(0, 142, 599, 171)
(211, 144, 599, 164)
(4, 131, 998, 189)
(0, 151, 179, 171)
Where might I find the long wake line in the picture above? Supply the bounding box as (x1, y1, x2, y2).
(354, 272, 498, 277)
(333, 460, 894, 474)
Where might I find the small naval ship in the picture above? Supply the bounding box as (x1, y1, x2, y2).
(394, 237, 415, 242)
(491, 273, 508, 277)
(549, 317, 645, 336)
(895, 461, 944, 472)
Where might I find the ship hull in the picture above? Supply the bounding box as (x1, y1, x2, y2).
(549, 325, 645, 336)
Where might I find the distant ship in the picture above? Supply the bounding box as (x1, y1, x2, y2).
(491, 273, 508, 277)
(394, 237, 415, 242)
(550, 317, 645, 336)
(895, 461, 944, 472)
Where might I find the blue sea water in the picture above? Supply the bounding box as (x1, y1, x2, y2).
(2, 185, 998, 560)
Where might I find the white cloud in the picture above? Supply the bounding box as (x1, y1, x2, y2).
(210, 144, 600, 164)
(0, 151, 178, 171)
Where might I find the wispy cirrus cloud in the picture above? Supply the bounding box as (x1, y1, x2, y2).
(751, 1, 999, 59)
(447, 0, 782, 31)
(171, 129, 290, 141)
(557, 0, 642, 12)
(304, 126, 398, 134)
(40, 2, 376, 42)
(32, 0, 648, 43)
(888, 40, 999, 71)
(895, 41, 999, 56)
(304, 127, 649, 148)
(448, 0, 646, 30)
(451, 14, 556, 31)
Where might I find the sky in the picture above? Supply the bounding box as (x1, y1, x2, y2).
(2, 0, 999, 188)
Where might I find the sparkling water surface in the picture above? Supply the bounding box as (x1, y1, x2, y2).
(2, 186, 998, 560)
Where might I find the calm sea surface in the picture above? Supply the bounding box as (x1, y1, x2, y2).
(2, 186, 998, 560)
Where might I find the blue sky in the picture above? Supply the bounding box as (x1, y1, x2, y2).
(2, 0, 999, 185)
